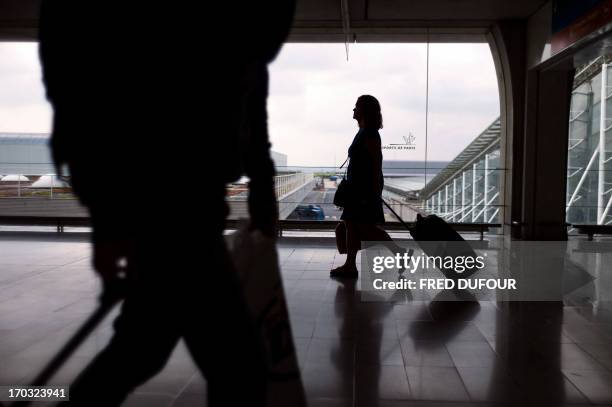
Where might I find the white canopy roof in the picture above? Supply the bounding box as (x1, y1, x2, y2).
(31, 175, 69, 188)
(1, 174, 30, 181)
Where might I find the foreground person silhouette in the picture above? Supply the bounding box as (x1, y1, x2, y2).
(39, 2, 295, 406)
(331, 95, 403, 278)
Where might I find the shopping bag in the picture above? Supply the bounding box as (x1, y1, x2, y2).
(231, 224, 307, 407)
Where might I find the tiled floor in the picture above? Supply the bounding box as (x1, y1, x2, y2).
(1, 232, 612, 406)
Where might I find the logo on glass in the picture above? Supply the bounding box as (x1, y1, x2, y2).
(383, 132, 416, 150)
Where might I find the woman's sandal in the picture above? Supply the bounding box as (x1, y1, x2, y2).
(330, 264, 358, 279)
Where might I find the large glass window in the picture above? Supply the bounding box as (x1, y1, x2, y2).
(566, 56, 612, 227)
(263, 42, 501, 225)
(420, 43, 501, 224)
(0, 41, 503, 228)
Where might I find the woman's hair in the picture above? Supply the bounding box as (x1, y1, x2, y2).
(357, 95, 383, 129)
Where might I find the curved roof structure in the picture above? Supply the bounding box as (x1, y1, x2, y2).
(419, 118, 501, 199)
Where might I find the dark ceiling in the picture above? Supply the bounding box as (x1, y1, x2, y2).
(295, 0, 548, 21)
(0, 0, 550, 41)
(291, 0, 549, 42)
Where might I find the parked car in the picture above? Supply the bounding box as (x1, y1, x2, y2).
(291, 204, 325, 220)
(329, 175, 338, 181)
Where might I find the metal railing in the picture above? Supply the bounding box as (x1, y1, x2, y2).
(0, 172, 315, 201)
(274, 172, 314, 199)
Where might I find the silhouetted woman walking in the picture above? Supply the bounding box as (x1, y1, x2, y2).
(331, 95, 402, 278)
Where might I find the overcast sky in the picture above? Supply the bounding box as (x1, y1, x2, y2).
(0, 43, 51, 134)
(0, 42, 499, 167)
(269, 43, 500, 167)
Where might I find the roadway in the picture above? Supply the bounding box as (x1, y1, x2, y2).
(287, 178, 343, 220)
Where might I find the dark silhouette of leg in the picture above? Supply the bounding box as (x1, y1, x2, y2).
(335, 222, 347, 254)
(65, 269, 182, 406)
(331, 221, 360, 277)
(332, 222, 405, 278)
(61, 237, 267, 407)
(358, 224, 404, 254)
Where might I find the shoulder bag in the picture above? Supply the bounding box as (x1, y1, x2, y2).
(333, 157, 351, 207)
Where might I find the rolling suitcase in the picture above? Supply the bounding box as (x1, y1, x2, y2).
(382, 200, 480, 279)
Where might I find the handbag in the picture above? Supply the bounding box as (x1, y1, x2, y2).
(333, 157, 351, 207)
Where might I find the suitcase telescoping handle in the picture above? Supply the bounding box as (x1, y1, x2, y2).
(381, 198, 414, 232)
(8, 279, 126, 407)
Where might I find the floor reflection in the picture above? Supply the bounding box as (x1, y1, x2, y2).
(283, 239, 612, 406)
(496, 302, 566, 405)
